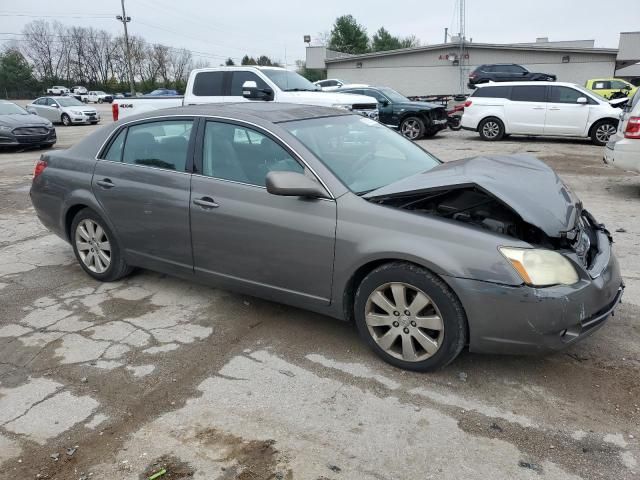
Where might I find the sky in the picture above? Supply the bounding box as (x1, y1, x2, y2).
(1, 0, 638, 68)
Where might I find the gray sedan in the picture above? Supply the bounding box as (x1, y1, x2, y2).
(29, 103, 623, 371)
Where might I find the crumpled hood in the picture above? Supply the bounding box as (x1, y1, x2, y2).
(365, 154, 581, 237)
(279, 91, 378, 107)
(0, 113, 51, 127)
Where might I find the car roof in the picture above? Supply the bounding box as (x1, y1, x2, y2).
(475, 81, 576, 87)
(118, 102, 352, 125)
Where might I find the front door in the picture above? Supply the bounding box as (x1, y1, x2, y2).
(92, 118, 195, 274)
(190, 120, 337, 306)
(505, 85, 547, 134)
(544, 86, 590, 136)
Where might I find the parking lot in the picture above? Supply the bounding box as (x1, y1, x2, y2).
(0, 102, 638, 480)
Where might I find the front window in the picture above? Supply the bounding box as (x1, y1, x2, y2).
(260, 69, 319, 92)
(284, 115, 440, 194)
(57, 97, 84, 107)
(0, 103, 28, 115)
(377, 87, 409, 103)
(548, 86, 583, 104)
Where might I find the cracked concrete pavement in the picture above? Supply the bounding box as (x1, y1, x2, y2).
(0, 104, 638, 479)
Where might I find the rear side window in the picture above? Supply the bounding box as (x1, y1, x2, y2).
(593, 81, 610, 90)
(103, 128, 127, 161)
(229, 71, 269, 96)
(192, 71, 225, 96)
(121, 120, 193, 171)
(510, 86, 546, 102)
(472, 86, 511, 99)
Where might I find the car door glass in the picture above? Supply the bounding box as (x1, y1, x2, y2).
(122, 120, 193, 171)
(363, 90, 387, 103)
(46, 98, 57, 106)
(192, 71, 225, 96)
(510, 86, 546, 102)
(593, 81, 609, 90)
(229, 71, 269, 96)
(202, 121, 303, 187)
(611, 80, 628, 89)
(102, 128, 128, 162)
(549, 86, 583, 104)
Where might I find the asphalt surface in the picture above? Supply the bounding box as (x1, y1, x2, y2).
(0, 103, 638, 480)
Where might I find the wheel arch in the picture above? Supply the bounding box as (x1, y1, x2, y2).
(588, 117, 619, 138)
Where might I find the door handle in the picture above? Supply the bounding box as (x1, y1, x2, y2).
(193, 196, 219, 209)
(532, 106, 546, 110)
(549, 107, 561, 111)
(96, 178, 115, 189)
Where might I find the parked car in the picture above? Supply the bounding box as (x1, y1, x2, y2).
(46, 86, 70, 96)
(339, 86, 448, 140)
(71, 86, 88, 95)
(111, 66, 378, 121)
(64, 91, 83, 102)
(314, 79, 369, 91)
(604, 88, 640, 171)
(30, 103, 623, 371)
(0, 100, 56, 148)
(146, 88, 179, 96)
(84, 91, 113, 104)
(584, 78, 637, 100)
(461, 82, 621, 145)
(468, 64, 556, 89)
(26, 96, 100, 126)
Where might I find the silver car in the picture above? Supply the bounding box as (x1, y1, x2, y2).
(29, 103, 623, 371)
(26, 96, 100, 126)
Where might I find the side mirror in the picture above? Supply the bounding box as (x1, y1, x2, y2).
(266, 171, 330, 199)
(380, 99, 390, 107)
(576, 97, 588, 105)
(242, 80, 274, 101)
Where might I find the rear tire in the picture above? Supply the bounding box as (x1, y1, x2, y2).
(590, 119, 617, 146)
(354, 262, 467, 371)
(70, 209, 131, 282)
(98, 98, 103, 104)
(478, 117, 505, 141)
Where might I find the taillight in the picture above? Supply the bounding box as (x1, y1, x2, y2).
(33, 159, 47, 179)
(112, 102, 119, 121)
(624, 116, 640, 139)
(464, 100, 473, 108)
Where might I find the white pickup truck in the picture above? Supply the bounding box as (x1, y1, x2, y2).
(112, 66, 378, 121)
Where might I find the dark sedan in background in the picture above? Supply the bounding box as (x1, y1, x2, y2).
(30, 103, 622, 371)
(468, 63, 557, 88)
(0, 100, 56, 148)
(339, 86, 448, 140)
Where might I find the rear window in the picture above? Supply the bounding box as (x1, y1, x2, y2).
(192, 71, 225, 96)
(472, 86, 511, 99)
(510, 85, 547, 102)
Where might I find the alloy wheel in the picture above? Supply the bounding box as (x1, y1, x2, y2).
(365, 282, 444, 362)
(401, 119, 422, 140)
(595, 123, 617, 144)
(482, 121, 500, 139)
(62, 114, 71, 126)
(75, 219, 111, 273)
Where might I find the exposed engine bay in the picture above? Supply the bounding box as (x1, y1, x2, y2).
(369, 186, 601, 268)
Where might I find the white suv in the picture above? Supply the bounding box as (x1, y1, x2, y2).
(461, 81, 621, 145)
(604, 89, 640, 171)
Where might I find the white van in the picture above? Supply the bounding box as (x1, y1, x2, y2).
(461, 81, 621, 145)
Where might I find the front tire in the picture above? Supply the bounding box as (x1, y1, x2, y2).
(591, 119, 617, 146)
(61, 113, 72, 126)
(70, 209, 131, 282)
(354, 262, 467, 371)
(400, 116, 425, 140)
(478, 117, 505, 141)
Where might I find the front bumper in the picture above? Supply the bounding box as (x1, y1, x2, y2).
(0, 128, 57, 146)
(445, 238, 623, 355)
(70, 112, 100, 124)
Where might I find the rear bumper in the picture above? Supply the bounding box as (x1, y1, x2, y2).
(603, 135, 640, 172)
(445, 242, 623, 355)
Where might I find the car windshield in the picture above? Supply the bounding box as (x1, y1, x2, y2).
(0, 103, 28, 115)
(378, 87, 409, 103)
(261, 69, 320, 92)
(284, 115, 440, 194)
(57, 97, 84, 107)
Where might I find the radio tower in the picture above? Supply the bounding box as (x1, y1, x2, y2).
(458, 0, 466, 94)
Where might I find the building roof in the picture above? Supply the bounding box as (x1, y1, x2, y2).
(324, 41, 619, 64)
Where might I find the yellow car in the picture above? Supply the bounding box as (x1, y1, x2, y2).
(585, 78, 637, 100)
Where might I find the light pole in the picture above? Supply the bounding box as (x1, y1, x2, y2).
(116, 0, 135, 95)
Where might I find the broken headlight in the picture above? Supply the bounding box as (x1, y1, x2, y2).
(499, 247, 579, 287)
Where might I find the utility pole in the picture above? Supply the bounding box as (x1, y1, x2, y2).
(458, 0, 466, 94)
(116, 0, 135, 95)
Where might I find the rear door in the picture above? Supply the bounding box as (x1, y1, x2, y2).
(92, 118, 195, 275)
(185, 70, 227, 105)
(190, 119, 337, 306)
(505, 85, 547, 134)
(544, 85, 591, 136)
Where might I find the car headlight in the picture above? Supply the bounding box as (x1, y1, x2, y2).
(499, 247, 579, 287)
(0, 125, 12, 132)
(331, 104, 352, 110)
(70, 109, 83, 115)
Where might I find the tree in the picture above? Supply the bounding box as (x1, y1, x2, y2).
(256, 55, 273, 66)
(0, 48, 36, 97)
(328, 15, 369, 54)
(241, 55, 256, 65)
(371, 27, 420, 52)
(295, 60, 325, 83)
(225, 57, 235, 66)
